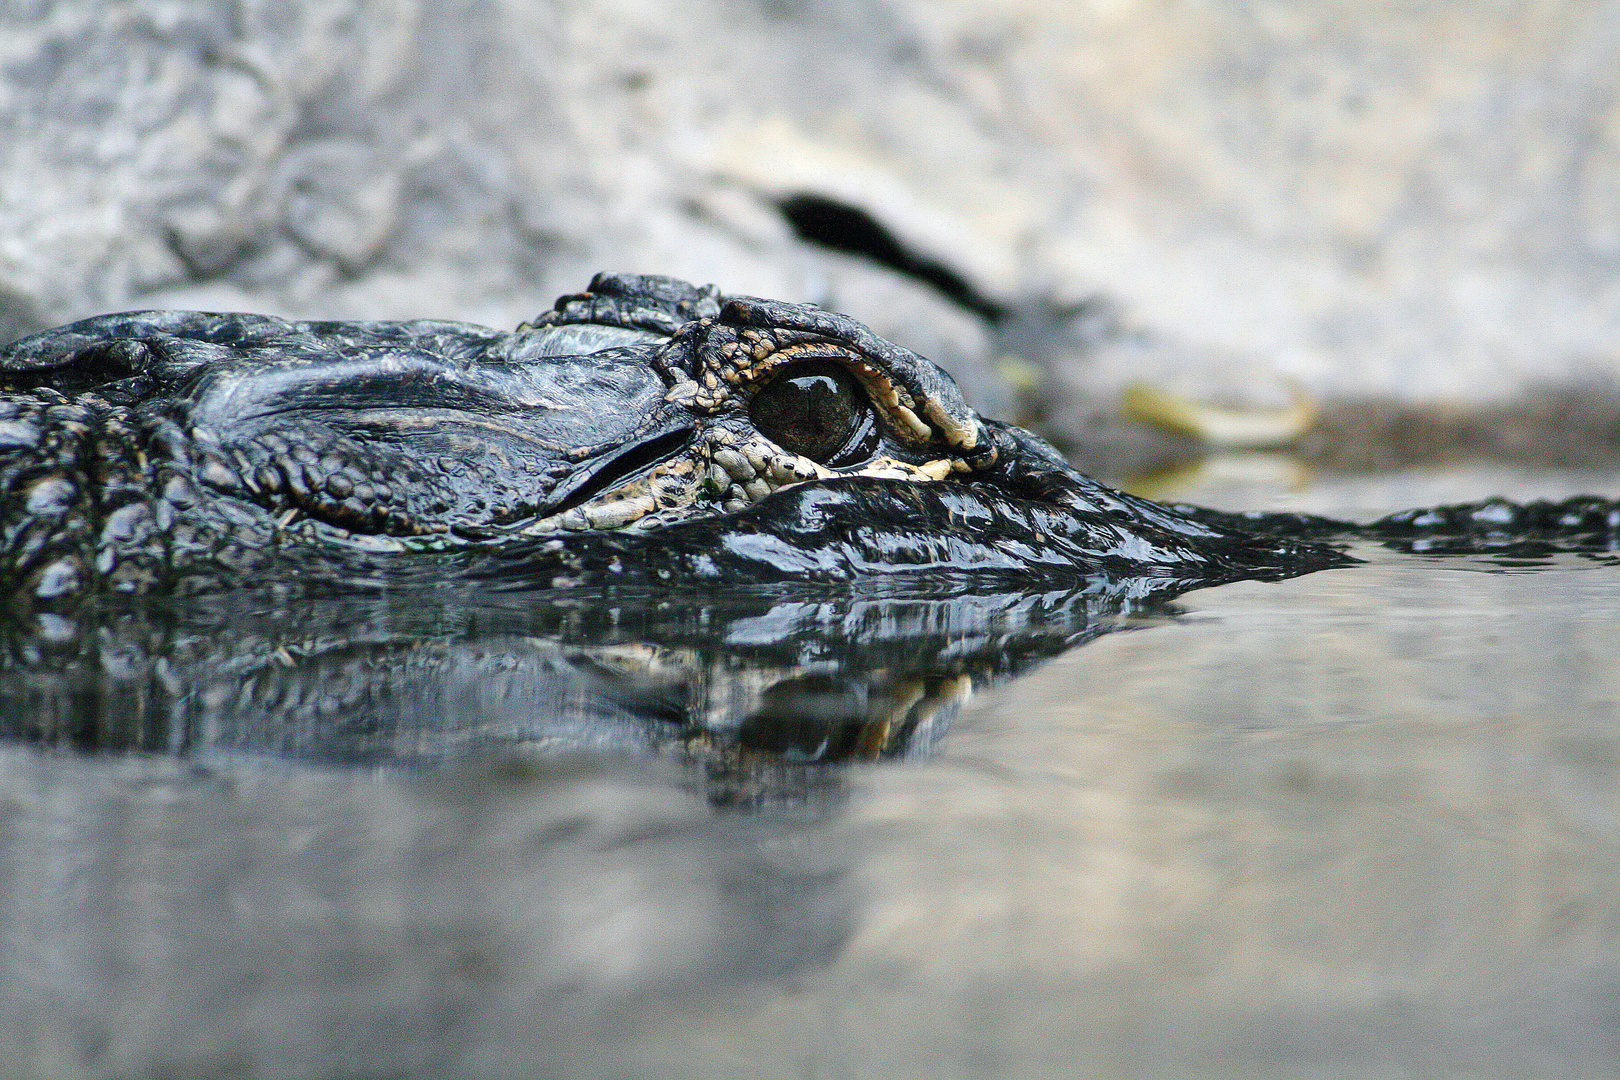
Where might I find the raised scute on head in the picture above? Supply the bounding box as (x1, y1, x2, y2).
(524, 272, 725, 337)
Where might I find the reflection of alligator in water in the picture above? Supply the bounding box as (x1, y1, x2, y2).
(4, 575, 1184, 804)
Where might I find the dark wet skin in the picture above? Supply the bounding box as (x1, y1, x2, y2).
(4, 272, 1618, 608)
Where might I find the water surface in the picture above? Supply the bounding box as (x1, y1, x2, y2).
(2, 470, 1618, 1079)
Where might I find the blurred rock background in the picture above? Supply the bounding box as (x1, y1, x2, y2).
(4, 0, 1620, 476)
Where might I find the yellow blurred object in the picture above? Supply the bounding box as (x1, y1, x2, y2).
(1123, 379, 1318, 448)
(1122, 452, 1314, 503)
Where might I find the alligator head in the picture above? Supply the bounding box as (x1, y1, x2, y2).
(0, 273, 1342, 601)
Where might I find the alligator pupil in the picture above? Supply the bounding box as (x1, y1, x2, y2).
(749, 362, 874, 466)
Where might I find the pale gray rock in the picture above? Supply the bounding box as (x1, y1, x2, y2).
(2, 0, 1619, 438)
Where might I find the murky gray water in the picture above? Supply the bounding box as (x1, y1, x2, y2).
(3, 470, 1619, 1079)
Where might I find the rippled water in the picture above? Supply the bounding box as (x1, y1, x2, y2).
(3, 469, 1619, 1079)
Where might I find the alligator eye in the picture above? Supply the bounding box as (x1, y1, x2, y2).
(749, 361, 881, 467)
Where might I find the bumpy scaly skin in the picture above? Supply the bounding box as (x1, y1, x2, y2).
(0, 274, 1029, 602)
(1, 272, 1613, 606)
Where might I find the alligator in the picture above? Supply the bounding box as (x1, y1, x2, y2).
(3, 272, 1618, 607)
(6, 272, 1620, 798)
